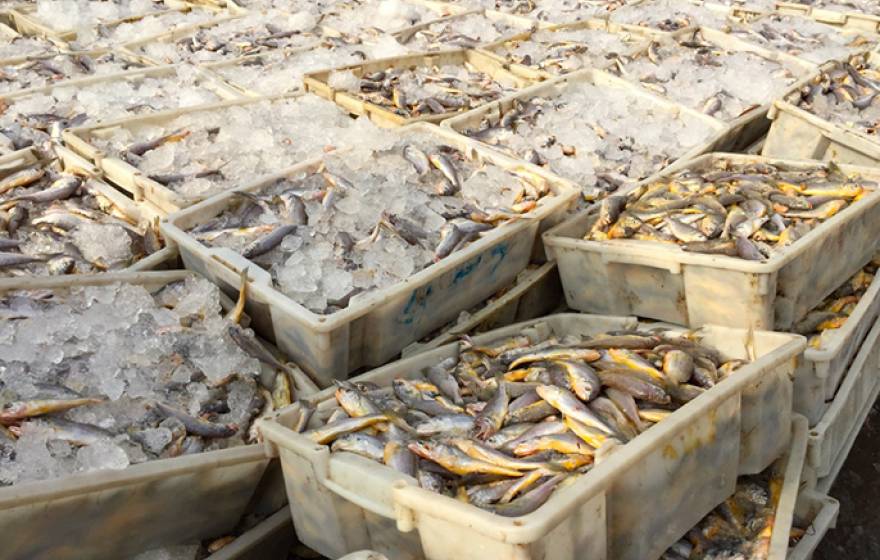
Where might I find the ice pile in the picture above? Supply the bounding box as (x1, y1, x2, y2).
(0, 36, 56, 61)
(519, 0, 630, 23)
(129, 9, 321, 65)
(188, 129, 547, 314)
(0, 277, 267, 487)
(0, 65, 221, 151)
(33, 0, 160, 32)
(609, 0, 728, 30)
(319, 0, 450, 38)
(88, 96, 362, 200)
(726, 14, 877, 65)
(0, 52, 141, 94)
(489, 25, 650, 76)
(460, 80, 717, 198)
(71, 9, 217, 50)
(398, 12, 531, 51)
(612, 32, 809, 121)
(209, 43, 378, 95)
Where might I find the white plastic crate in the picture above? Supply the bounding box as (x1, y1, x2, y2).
(543, 153, 880, 331)
(161, 123, 579, 384)
(795, 265, 880, 424)
(808, 317, 880, 478)
(258, 313, 805, 560)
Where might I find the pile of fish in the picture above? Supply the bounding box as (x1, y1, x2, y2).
(86, 96, 369, 201)
(0, 66, 220, 155)
(458, 84, 717, 198)
(187, 133, 553, 313)
(397, 12, 530, 51)
(792, 54, 880, 137)
(340, 62, 517, 119)
(128, 10, 320, 65)
(0, 276, 311, 486)
(725, 14, 877, 65)
(0, 155, 165, 276)
(663, 467, 785, 559)
(794, 256, 878, 347)
(608, 30, 808, 121)
(586, 159, 870, 260)
(300, 327, 747, 516)
(487, 25, 649, 76)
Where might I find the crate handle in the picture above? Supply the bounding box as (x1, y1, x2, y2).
(209, 248, 273, 286)
(599, 252, 682, 274)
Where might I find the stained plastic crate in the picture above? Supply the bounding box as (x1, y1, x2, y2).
(206, 508, 295, 560)
(7, 5, 181, 45)
(0, 270, 318, 560)
(441, 67, 729, 199)
(258, 313, 805, 560)
(400, 261, 563, 357)
(808, 317, 880, 477)
(543, 153, 880, 331)
(303, 49, 534, 128)
(795, 263, 880, 424)
(767, 414, 811, 559)
(788, 490, 840, 560)
(161, 123, 579, 384)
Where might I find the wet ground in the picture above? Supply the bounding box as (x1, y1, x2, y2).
(814, 399, 880, 559)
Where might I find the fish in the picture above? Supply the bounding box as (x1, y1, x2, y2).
(126, 129, 191, 157)
(241, 223, 297, 259)
(403, 144, 431, 176)
(153, 402, 238, 439)
(429, 152, 461, 192)
(487, 474, 567, 517)
(0, 397, 103, 424)
(331, 433, 385, 461)
(535, 385, 616, 435)
(408, 440, 522, 477)
(473, 381, 509, 439)
(308, 414, 389, 445)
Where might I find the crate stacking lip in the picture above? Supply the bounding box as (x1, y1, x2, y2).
(0, 270, 318, 560)
(159, 122, 579, 384)
(257, 313, 805, 560)
(543, 152, 880, 332)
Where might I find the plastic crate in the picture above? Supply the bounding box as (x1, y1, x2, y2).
(808, 317, 880, 477)
(775, 1, 880, 32)
(543, 153, 880, 331)
(0, 270, 318, 560)
(303, 49, 534, 128)
(795, 263, 880, 424)
(441, 67, 728, 199)
(787, 490, 840, 560)
(161, 123, 579, 384)
(258, 313, 805, 560)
